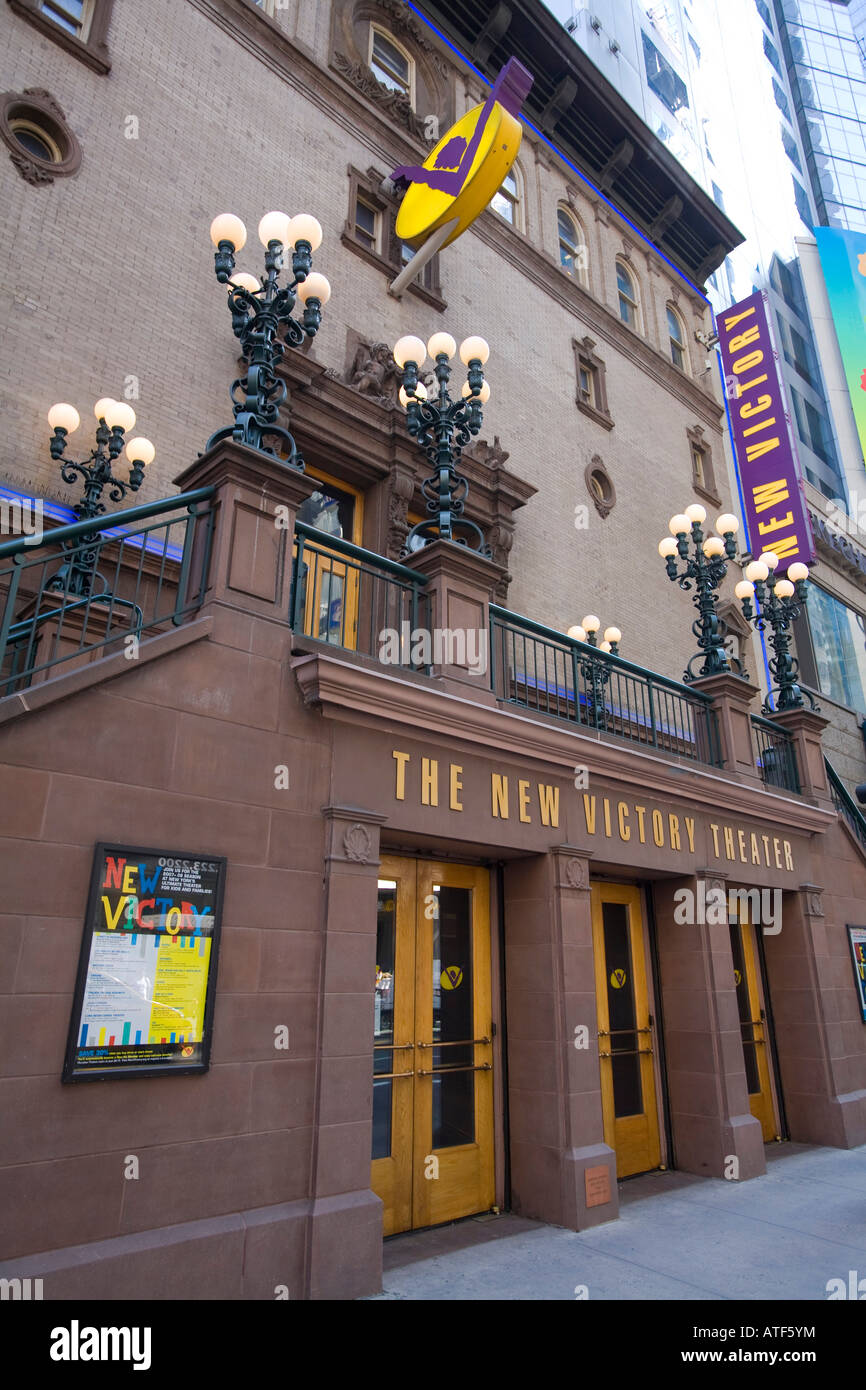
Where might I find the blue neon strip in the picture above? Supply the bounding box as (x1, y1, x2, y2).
(405, 0, 709, 301)
(0, 486, 184, 561)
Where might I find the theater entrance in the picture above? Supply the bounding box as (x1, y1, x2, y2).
(592, 882, 662, 1178)
(371, 856, 495, 1236)
(729, 906, 780, 1142)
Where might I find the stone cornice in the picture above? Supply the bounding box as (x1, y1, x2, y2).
(291, 649, 834, 838)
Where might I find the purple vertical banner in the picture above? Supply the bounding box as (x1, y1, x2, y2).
(717, 291, 815, 572)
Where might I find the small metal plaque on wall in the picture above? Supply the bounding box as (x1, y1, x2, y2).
(62, 844, 226, 1082)
(585, 1164, 612, 1207)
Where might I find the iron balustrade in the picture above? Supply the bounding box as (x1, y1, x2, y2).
(290, 521, 431, 670)
(489, 605, 720, 766)
(0, 489, 215, 699)
(826, 757, 866, 855)
(751, 715, 800, 794)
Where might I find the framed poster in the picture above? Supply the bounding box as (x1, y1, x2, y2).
(848, 926, 866, 1025)
(62, 844, 226, 1082)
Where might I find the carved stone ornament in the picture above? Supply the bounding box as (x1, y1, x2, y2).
(346, 337, 404, 407)
(332, 51, 426, 139)
(564, 857, 588, 889)
(805, 890, 824, 918)
(372, 0, 448, 72)
(386, 466, 416, 559)
(0, 86, 82, 186)
(11, 149, 53, 185)
(343, 823, 373, 862)
(701, 876, 727, 895)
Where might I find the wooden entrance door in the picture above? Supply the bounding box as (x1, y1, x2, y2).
(371, 856, 495, 1235)
(729, 910, 778, 1142)
(592, 883, 662, 1178)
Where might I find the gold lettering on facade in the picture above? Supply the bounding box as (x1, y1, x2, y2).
(710, 823, 720, 856)
(393, 750, 410, 800)
(618, 801, 631, 841)
(518, 779, 532, 824)
(774, 836, 782, 869)
(668, 813, 681, 851)
(603, 798, 612, 837)
(634, 805, 647, 844)
(684, 817, 695, 853)
(652, 809, 665, 847)
(784, 840, 793, 871)
(450, 764, 463, 812)
(751, 832, 761, 866)
(584, 794, 597, 835)
(738, 828, 748, 863)
(538, 784, 560, 828)
(422, 757, 439, 807)
(491, 774, 509, 819)
(724, 826, 736, 860)
(762, 834, 771, 866)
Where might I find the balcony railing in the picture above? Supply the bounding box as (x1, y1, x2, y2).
(489, 605, 721, 766)
(751, 715, 800, 794)
(826, 757, 866, 855)
(290, 522, 432, 671)
(0, 489, 215, 699)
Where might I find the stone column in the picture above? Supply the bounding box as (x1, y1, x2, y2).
(653, 872, 766, 1181)
(402, 539, 505, 698)
(763, 883, 866, 1148)
(769, 707, 833, 810)
(173, 438, 319, 646)
(504, 846, 618, 1230)
(307, 804, 388, 1300)
(691, 672, 762, 783)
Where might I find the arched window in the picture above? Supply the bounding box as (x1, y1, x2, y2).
(616, 260, 640, 329)
(667, 305, 688, 370)
(368, 25, 415, 106)
(490, 164, 522, 230)
(558, 207, 586, 281)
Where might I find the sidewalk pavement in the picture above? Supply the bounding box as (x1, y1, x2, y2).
(368, 1142, 866, 1300)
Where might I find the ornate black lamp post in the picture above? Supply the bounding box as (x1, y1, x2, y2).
(658, 505, 742, 682)
(567, 615, 621, 727)
(736, 552, 813, 711)
(46, 399, 155, 593)
(207, 210, 331, 466)
(393, 331, 491, 555)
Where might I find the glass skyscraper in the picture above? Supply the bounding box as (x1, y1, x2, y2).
(775, 0, 866, 232)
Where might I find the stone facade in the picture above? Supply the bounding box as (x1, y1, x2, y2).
(2, 0, 865, 1305)
(2, 0, 739, 684)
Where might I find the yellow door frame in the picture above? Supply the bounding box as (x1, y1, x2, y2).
(730, 907, 779, 1142)
(371, 856, 495, 1235)
(295, 468, 363, 649)
(591, 882, 662, 1179)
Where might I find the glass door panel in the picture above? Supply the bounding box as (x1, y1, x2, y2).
(370, 857, 495, 1235)
(729, 910, 778, 1142)
(592, 883, 661, 1178)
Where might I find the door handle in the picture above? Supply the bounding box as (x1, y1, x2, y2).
(414, 1067, 494, 1078)
(416, 1037, 491, 1048)
(599, 1048, 653, 1058)
(374, 1069, 416, 1079)
(373, 1042, 415, 1049)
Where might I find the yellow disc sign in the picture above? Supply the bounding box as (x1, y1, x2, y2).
(396, 102, 522, 251)
(392, 57, 533, 254)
